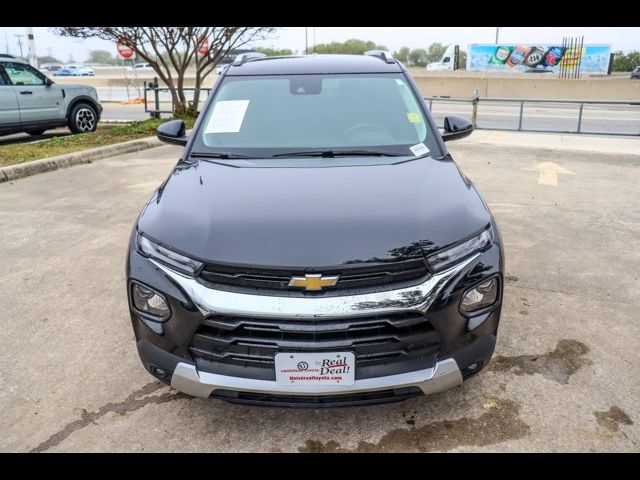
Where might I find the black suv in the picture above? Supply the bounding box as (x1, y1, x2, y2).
(127, 52, 504, 407)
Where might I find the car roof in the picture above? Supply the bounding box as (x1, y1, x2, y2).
(225, 54, 404, 76)
(0, 55, 27, 64)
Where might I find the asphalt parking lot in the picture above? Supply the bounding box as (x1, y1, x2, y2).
(0, 132, 639, 452)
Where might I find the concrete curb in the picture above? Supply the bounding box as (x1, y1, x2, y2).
(0, 136, 162, 184)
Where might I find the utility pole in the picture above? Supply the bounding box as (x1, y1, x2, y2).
(305, 27, 308, 55)
(313, 28, 316, 53)
(47, 47, 53, 57)
(14, 34, 24, 59)
(495, 27, 501, 44)
(25, 27, 37, 67)
(3, 27, 9, 54)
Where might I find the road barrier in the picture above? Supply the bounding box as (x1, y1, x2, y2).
(426, 96, 640, 136)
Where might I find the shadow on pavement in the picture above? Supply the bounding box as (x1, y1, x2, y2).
(0, 129, 73, 147)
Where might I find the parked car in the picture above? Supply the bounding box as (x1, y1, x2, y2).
(40, 63, 63, 72)
(54, 65, 95, 76)
(631, 66, 640, 79)
(127, 52, 503, 406)
(0, 56, 102, 136)
(133, 63, 153, 70)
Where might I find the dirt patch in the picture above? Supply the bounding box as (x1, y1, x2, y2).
(29, 382, 190, 453)
(299, 397, 529, 453)
(594, 406, 633, 432)
(487, 339, 591, 384)
(505, 275, 519, 283)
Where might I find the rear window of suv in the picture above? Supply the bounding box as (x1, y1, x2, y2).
(193, 73, 440, 158)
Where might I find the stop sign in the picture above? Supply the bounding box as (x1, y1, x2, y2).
(117, 40, 135, 60)
(198, 36, 208, 55)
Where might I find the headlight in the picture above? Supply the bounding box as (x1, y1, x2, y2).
(137, 233, 203, 275)
(461, 277, 499, 313)
(131, 282, 170, 318)
(427, 227, 493, 272)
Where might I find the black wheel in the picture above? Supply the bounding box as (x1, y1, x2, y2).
(26, 130, 45, 136)
(68, 103, 98, 134)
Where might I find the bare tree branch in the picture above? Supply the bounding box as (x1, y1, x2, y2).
(52, 26, 277, 115)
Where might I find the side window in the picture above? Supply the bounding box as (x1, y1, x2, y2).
(4, 63, 46, 86)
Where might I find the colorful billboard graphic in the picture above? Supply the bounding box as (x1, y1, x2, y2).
(467, 44, 612, 74)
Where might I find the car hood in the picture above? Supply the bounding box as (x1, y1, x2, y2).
(137, 156, 491, 268)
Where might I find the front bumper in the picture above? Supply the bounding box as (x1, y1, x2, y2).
(127, 229, 503, 405)
(173, 356, 462, 399)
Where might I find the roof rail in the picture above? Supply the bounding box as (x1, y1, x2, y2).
(0, 53, 16, 59)
(232, 52, 267, 67)
(364, 50, 395, 64)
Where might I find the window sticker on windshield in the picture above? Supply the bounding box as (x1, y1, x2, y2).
(205, 100, 250, 133)
(395, 79, 405, 86)
(409, 143, 429, 157)
(407, 112, 421, 123)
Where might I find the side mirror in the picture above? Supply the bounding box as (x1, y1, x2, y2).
(441, 115, 473, 142)
(156, 119, 188, 146)
(45, 77, 53, 87)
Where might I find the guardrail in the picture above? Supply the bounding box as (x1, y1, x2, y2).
(425, 96, 640, 136)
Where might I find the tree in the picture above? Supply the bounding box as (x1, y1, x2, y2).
(313, 39, 387, 55)
(394, 46, 410, 64)
(37, 55, 62, 64)
(88, 49, 117, 65)
(612, 51, 640, 72)
(53, 27, 276, 116)
(426, 43, 447, 63)
(409, 48, 428, 67)
(255, 47, 294, 56)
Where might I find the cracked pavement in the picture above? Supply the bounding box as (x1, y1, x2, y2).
(1, 132, 638, 452)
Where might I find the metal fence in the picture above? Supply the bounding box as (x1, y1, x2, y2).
(142, 80, 639, 137)
(425, 96, 640, 136)
(144, 80, 211, 117)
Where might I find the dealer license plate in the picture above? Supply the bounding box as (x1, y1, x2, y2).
(275, 352, 355, 386)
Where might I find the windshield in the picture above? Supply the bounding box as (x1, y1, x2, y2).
(193, 73, 440, 159)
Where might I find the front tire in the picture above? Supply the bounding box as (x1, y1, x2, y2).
(68, 103, 98, 134)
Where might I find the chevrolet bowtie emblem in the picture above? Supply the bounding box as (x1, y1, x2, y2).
(288, 274, 340, 291)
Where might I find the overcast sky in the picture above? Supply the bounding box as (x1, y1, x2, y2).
(2, 27, 638, 61)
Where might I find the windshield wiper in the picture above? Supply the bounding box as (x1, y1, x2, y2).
(272, 149, 401, 158)
(190, 151, 253, 159)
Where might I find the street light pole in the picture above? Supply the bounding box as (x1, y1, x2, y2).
(14, 34, 24, 59)
(3, 27, 9, 54)
(495, 27, 501, 44)
(25, 27, 38, 67)
(305, 27, 308, 55)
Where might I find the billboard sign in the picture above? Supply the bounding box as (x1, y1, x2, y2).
(467, 44, 612, 74)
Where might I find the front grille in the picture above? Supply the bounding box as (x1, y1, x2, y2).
(188, 312, 441, 380)
(198, 259, 429, 294)
(211, 387, 423, 407)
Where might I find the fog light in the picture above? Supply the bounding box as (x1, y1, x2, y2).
(132, 283, 170, 318)
(461, 277, 498, 313)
